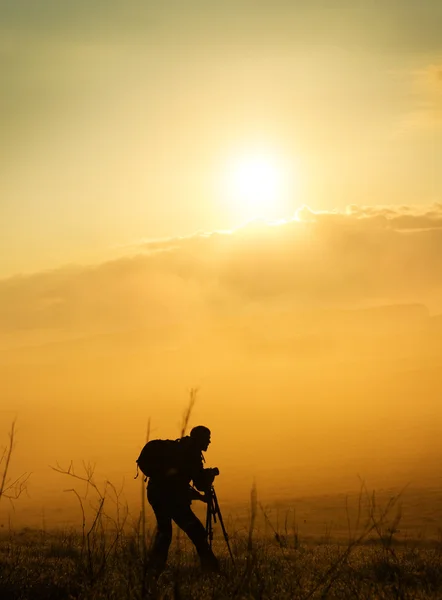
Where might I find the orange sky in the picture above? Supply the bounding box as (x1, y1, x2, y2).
(2, 209, 442, 528)
(2, 1, 442, 529)
(1, 1, 442, 276)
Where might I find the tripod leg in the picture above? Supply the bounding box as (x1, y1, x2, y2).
(205, 504, 211, 546)
(212, 488, 235, 565)
(211, 495, 217, 524)
(205, 493, 214, 548)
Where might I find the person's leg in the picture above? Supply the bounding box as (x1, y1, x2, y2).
(147, 490, 173, 573)
(172, 504, 219, 572)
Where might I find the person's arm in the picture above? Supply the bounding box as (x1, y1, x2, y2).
(188, 449, 218, 492)
(189, 486, 207, 502)
(192, 464, 219, 492)
(190, 451, 208, 492)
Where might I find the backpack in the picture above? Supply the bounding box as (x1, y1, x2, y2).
(136, 439, 180, 479)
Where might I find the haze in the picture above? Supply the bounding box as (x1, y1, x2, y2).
(1, 1, 442, 530)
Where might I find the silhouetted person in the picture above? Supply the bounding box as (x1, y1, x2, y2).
(147, 425, 219, 574)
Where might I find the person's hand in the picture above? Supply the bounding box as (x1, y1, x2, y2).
(190, 488, 208, 503)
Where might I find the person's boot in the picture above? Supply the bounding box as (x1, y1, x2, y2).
(147, 553, 167, 578)
(199, 549, 219, 573)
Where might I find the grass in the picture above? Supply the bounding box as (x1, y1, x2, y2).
(1, 475, 442, 600)
(1, 521, 442, 599)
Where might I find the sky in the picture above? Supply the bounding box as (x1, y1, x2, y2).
(1, 0, 442, 276)
(2, 206, 442, 527)
(2, 1, 442, 528)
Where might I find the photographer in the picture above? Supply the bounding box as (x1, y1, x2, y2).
(147, 425, 219, 574)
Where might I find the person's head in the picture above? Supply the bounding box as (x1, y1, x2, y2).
(190, 425, 211, 452)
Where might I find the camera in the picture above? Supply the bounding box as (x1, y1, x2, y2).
(203, 467, 219, 488)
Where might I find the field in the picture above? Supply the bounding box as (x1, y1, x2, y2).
(1, 484, 442, 600)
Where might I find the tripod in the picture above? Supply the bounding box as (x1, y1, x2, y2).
(205, 485, 235, 565)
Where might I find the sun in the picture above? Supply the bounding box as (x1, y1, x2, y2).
(221, 151, 296, 223)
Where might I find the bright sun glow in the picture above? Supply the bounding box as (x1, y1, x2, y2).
(221, 151, 297, 223)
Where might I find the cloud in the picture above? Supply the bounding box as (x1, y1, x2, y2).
(345, 203, 442, 230)
(401, 61, 442, 131)
(1, 204, 442, 344)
